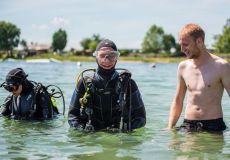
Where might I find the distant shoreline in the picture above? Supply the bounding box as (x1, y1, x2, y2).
(0, 54, 186, 63)
(0, 57, 185, 63)
(1, 53, 230, 63)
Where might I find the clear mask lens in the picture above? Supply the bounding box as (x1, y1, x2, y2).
(93, 50, 120, 61)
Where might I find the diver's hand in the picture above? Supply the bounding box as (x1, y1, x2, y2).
(84, 122, 94, 132)
(68, 120, 84, 131)
(131, 117, 146, 130)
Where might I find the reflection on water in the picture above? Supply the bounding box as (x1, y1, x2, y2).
(67, 129, 146, 160)
(1, 61, 230, 159)
(169, 131, 227, 160)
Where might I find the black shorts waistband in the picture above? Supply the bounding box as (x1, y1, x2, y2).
(181, 118, 226, 132)
(184, 118, 224, 124)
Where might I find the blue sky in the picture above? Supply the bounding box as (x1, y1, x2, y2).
(0, 0, 229, 50)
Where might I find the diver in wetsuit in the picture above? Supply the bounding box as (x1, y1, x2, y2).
(68, 39, 146, 131)
(0, 68, 59, 120)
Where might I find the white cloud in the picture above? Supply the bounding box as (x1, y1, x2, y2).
(32, 24, 49, 30)
(51, 17, 69, 26)
(2, 0, 229, 49)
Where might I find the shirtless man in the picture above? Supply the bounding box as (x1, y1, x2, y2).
(167, 23, 230, 132)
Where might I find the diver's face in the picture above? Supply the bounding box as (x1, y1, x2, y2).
(96, 47, 118, 70)
(3, 82, 22, 96)
(12, 84, 22, 96)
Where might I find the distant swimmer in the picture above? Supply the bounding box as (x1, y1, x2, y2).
(150, 63, 156, 68)
(77, 61, 82, 67)
(168, 23, 230, 132)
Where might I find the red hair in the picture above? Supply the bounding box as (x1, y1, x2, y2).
(180, 24, 205, 41)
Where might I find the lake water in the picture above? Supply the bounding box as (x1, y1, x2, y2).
(1, 60, 230, 160)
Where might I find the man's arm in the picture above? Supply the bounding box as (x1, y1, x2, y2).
(220, 61, 230, 96)
(167, 63, 187, 129)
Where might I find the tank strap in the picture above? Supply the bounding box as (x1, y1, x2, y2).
(29, 83, 43, 117)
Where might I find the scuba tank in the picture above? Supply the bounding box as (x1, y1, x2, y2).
(26, 81, 66, 118)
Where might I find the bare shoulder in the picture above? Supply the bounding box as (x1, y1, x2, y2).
(178, 59, 190, 70)
(177, 60, 191, 78)
(211, 54, 230, 73)
(211, 54, 228, 65)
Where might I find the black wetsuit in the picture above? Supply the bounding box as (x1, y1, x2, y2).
(179, 118, 226, 132)
(1, 81, 58, 120)
(68, 67, 146, 131)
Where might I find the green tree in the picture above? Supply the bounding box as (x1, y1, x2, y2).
(0, 21, 20, 57)
(90, 34, 101, 51)
(174, 43, 184, 57)
(141, 25, 164, 53)
(214, 18, 230, 53)
(80, 38, 91, 50)
(20, 39, 28, 51)
(89, 41, 98, 51)
(80, 34, 102, 51)
(52, 28, 67, 53)
(162, 34, 176, 53)
(119, 49, 134, 56)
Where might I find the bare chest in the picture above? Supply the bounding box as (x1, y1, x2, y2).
(183, 66, 221, 91)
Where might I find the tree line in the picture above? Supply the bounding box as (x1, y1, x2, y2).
(0, 19, 230, 58)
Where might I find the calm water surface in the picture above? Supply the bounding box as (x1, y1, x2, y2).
(1, 60, 230, 160)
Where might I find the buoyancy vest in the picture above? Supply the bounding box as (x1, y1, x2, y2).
(7, 82, 58, 120)
(92, 73, 121, 129)
(10, 89, 35, 119)
(80, 69, 130, 130)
